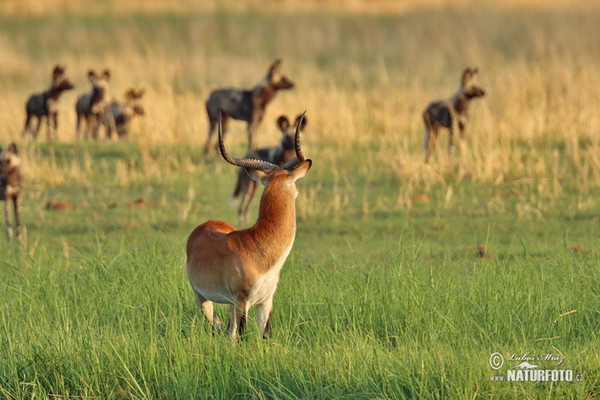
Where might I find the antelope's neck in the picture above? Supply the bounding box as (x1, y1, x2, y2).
(246, 185, 297, 267)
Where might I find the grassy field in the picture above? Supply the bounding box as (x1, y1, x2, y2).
(1, 1, 600, 398)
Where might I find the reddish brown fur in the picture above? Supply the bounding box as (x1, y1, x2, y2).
(187, 114, 311, 339)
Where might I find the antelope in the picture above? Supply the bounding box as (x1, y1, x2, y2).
(104, 88, 146, 138)
(23, 65, 75, 140)
(231, 113, 307, 226)
(0, 143, 23, 243)
(186, 111, 311, 339)
(75, 69, 115, 139)
(203, 59, 295, 161)
(422, 67, 486, 163)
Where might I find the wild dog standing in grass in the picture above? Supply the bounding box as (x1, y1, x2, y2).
(187, 111, 311, 339)
(422, 67, 486, 163)
(23, 65, 75, 140)
(231, 113, 307, 226)
(0, 144, 23, 243)
(203, 59, 295, 161)
(75, 69, 116, 140)
(104, 88, 145, 139)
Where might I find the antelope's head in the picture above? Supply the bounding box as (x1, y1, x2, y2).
(219, 110, 311, 197)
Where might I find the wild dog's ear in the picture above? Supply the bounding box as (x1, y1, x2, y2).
(461, 68, 474, 84)
(294, 114, 307, 131)
(52, 65, 65, 80)
(472, 67, 479, 74)
(8, 143, 17, 155)
(277, 116, 290, 131)
(267, 59, 282, 78)
(102, 69, 111, 80)
(135, 88, 145, 98)
(88, 70, 98, 82)
(124, 89, 135, 101)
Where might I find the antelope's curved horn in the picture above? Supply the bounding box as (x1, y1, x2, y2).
(283, 110, 307, 170)
(218, 112, 279, 171)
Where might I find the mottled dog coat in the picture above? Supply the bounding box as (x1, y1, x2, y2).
(422, 67, 486, 162)
(231, 114, 307, 226)
(0, 144, 23, 243)
(75, 69, 114, 139)
(203, 59, 294, 160)
(23, 65, 75, 140)
(104, 88, 145, 138)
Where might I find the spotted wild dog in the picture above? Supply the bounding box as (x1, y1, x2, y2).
(422, 67, 486, 163)
(203, 59, 295, 161)
(75, 69, 115, 140)
(0, 144, 23, 243)
(231, 113, 307, 226)
(104, 88, 145, 138)
(187, 111, 311, 339)
(23, 65, 75, 140)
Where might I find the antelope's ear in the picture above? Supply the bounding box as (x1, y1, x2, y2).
(8, 143, 17, 155)
(291, 159, 311, 182)
(246, 169, 268, 185)
(277, 116, 290, 131)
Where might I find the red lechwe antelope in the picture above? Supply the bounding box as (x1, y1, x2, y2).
(186, 111, 311, 339)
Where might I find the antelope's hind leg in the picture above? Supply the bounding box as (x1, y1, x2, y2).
(256, 299, 273, 339)
(194, 290, 222, 335)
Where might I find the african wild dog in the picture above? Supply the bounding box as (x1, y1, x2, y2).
(230, 114, 307, 226)
(422, 67, 486, 163)
(0, 144, 23, 243)
(104, 88, 145, 138)
(23, 65, 75, 140)
(75, 69, 115, 140)
(203, 59, 295, 161)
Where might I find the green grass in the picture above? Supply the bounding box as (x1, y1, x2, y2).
(1, 3, 600, 398)
(0, 142, 599, 399)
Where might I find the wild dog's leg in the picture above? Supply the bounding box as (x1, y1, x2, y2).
(256, 298, 273, 339)
(33, 117, 42, 139)
(13, 197, 21, 243)
(4, 199, 12, 243)
(23, 115, 32, 138)
(448, 126, 455, 155)
(211, 116, 230, 155)
(75, 114, 80, 139)
(246, 124, 254, 150)
(423, 111, 436, 163)
(91, 115, 100, 140)
(203, 121, 216, 160)
(239, 180, 258, 226)
(51, 112, 58, 140)
(195, 290, 222, 335)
